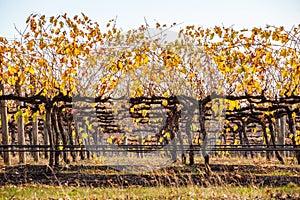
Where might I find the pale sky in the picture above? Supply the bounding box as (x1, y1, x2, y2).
(0, 0, 299, 39)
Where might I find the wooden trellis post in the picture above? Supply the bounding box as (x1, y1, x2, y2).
(276, 117, 285, 156)
(15, 79, 26, 164)
(30, 74, 39, 162)
(17, 100, 26, 164)
(32, 116, 39, 162)
(0, 83, 11, 165)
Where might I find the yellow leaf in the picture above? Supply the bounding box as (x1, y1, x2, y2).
(27, 84, 35, 90)
(65, 48, 71, 54)
(265, 52, 273, 65)
(188, 72, 195, 79)
(8, 65, 17, 76)
(159, 137, 164, 143)
(73, 48, 79, 56)
(135, 86, 144, 97)
(55, 29, 60, 35)
(14, 110, 22, 121)
(141, 109, 147, 117)
(25, 66, 35, 75)
(233, 139, 239, 145)
(163, 91, 168, 98)
(280, 89, 285, 96)
(23, 110, 29, 124)
(32, 112, 37, 122)
(280, 48, 288, 57)
(78, 138, 83, 145)
(271, 118, 275, 123)
(50, 16, 54, 23)
(8, 77, 16, 85)
(38, 58, 45, 66)
(144, 55, 149, 63)
(27, 40, 35, 51)
(165, 132, 171, 139)
(72, 130, 76, 136)
(292, 112, 297, 119)
(162, 99, 168, 106)
(194, 136, 199, 144)
(233, 125, 238, 131)
(228, 100, 239, 111)
(117, 61, 123, 70)
(111, 63, 118, 73)
(253, 127, 258, 133)
(107, 137, 112, 144)
(82, 132, 88, 139)
(191, 124, 197, 131)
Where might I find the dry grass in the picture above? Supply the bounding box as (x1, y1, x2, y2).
(1, 154, 299, 199)
(0, 183, 299, 199)
(2, 153, 298, 167)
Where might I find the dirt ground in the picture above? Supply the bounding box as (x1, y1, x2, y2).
(0, 162, 299, 188)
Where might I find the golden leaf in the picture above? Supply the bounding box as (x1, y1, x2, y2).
(162, 99, 168, 107)
(82, 132, 88, 139)
(141, 109, 147, 117)
(73, 48, 79, 56)
(32, 112, 38, 122)
(117, 61, 123, 70)
(14, 110, 22, 121)
(163, 91, 169, 98)
(65, 48, 71, 54)
(233, 125, 238, 131)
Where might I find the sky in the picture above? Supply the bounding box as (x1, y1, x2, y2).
(0, 0, 299, 39)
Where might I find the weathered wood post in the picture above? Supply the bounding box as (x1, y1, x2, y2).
(0, 83, 11, 165)
(287, 109, 300, 164)
(276, 117, 285, 156)
(32, 116, 39, 162)
(17, 100, 26, 164)
(43, 118, 49, 159)
(15, 80, 26, 164)
(30, 73, 39, 162)
(46, 106, 54, 166)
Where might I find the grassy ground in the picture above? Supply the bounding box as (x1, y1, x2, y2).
(1, 184, 299, 199)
